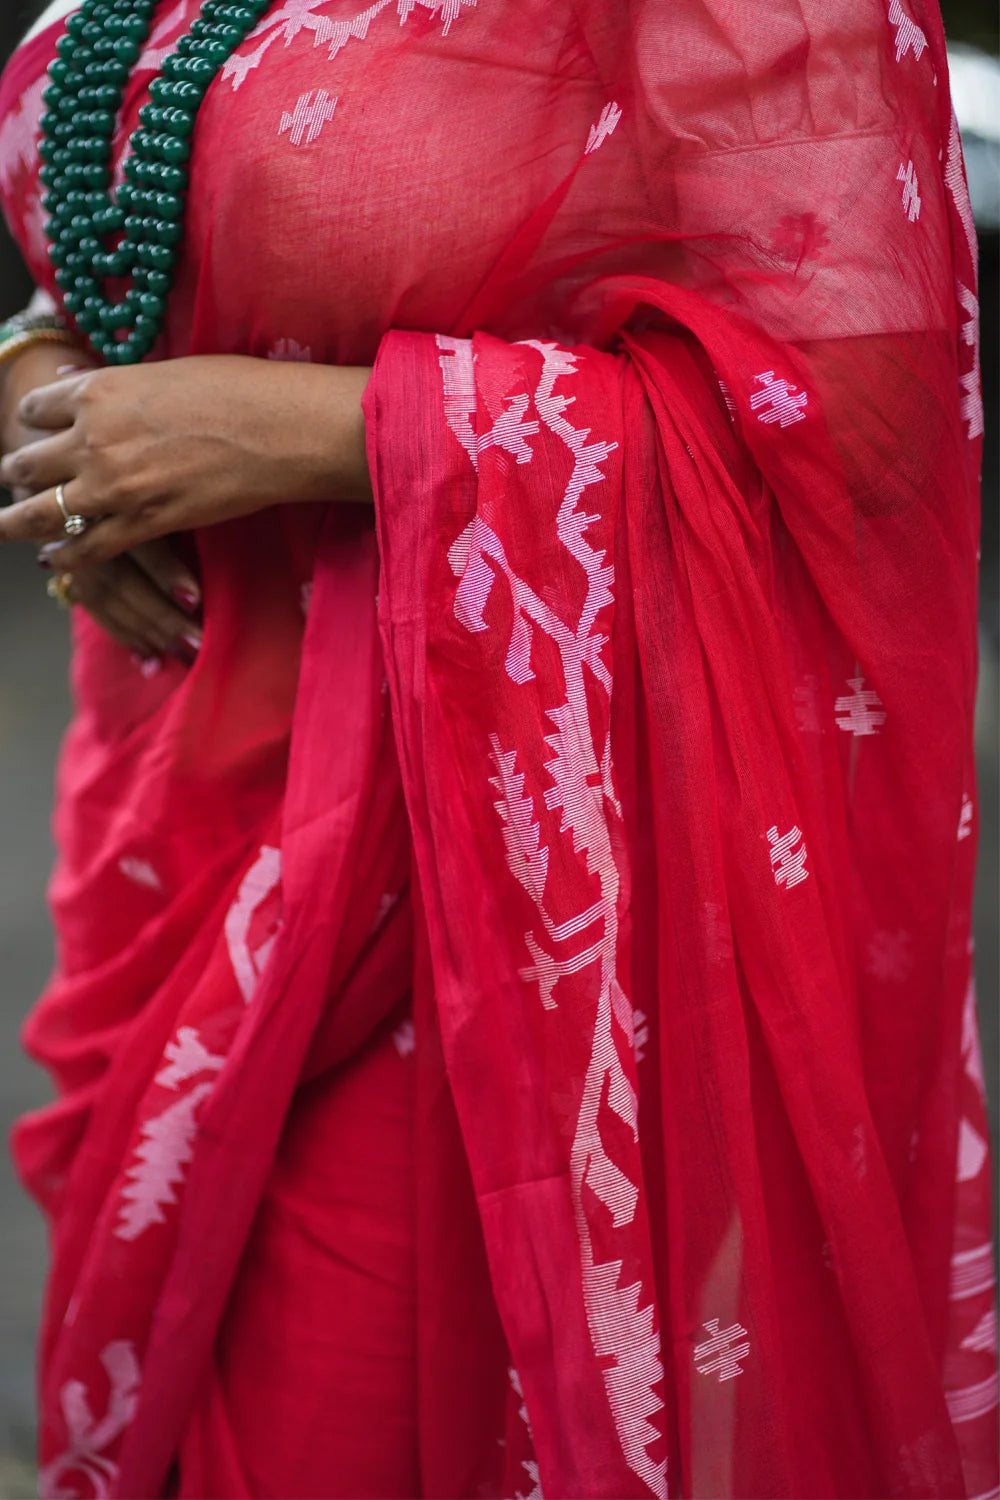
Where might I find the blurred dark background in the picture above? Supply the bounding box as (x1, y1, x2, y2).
(0, 2, 996, 1494)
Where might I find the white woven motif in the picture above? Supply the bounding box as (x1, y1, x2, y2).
(767, 825, 809, 889)
(223, 0, 477, 91)
(279, 89, 337, 145)
(114, 1027, 226, 1242)
(39, 1342, 141, 1500)
(887, 0, 928, 62)
(585, 101, 622, 155)
(694, 1317, 751, 1382)
(443, 338, 666, 1497)
(508, 1368, 544, 1500)
(834, 676, 886, 737)
(749, 371, 807, 427)
(897, 159, 922, 222)
(224, 844, 283, 1004)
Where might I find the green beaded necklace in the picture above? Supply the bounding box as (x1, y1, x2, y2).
(39, 0, 272, 365)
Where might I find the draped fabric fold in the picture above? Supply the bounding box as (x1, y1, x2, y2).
(0, 0, 996, 1494)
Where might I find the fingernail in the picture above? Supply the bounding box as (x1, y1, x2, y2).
(172, 585, 200, 612)
(56, 365, 85, 377)
(36, 554, 52, 569)
(182, 631, 201, 652)
(39, 542, 65, 561)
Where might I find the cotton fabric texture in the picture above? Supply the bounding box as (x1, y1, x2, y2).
(0, 1, 996, 1497)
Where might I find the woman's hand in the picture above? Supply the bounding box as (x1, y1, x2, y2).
(0, 354, 371, 569)
(0, 343, 203, 663)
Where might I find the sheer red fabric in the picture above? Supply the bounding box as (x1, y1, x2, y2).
(0, 0, 995, 1496)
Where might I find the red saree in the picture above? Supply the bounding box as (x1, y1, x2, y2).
(0, 0, 996, 1496)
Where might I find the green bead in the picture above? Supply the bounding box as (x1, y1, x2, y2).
(159, 134, 191, 164)
(93, 204, 126, 233)
(123, 13, 150, 39)
(154, 191, 183, 219)
(194, 39, 228, 67)
(184, 56, 215, 83)
(38, 164, 58, 186)
(38, 138, 60, 163)
(163, 108, 194, 137)
(123, 214, 145, 242)
(99, 301, 134, 330)
(113, 36, 141, 64)
(63, 290, 86, 316)
(47, 58, 72, 84)
(132, 313, 159, 337)
(138, 242, 174, 269)
(143, 268, 171, 294)
(65, 11, 87, 35)
(43, 83, 65, 108)
(89, 109, 115, 136)
(136, 290, 166, 317)
(152, 219, 183, 246)
(158, 164, 186, 191)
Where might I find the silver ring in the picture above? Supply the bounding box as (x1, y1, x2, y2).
(55, 484, 88, 538)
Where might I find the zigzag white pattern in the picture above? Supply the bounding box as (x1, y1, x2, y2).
(445, 341, 666, 1496)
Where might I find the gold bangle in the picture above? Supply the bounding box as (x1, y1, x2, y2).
(0, 329, 82, 370)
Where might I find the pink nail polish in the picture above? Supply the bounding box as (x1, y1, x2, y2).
(56, 365, 85, 377)
(172, 585, 200, 612)
(182, 631, 202, 653)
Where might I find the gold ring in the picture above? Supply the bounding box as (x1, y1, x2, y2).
(46, 571, 74, 609)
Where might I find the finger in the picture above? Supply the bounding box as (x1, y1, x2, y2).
(37, 506, 157, 568)
(56, 566, 162, 664)
(130, 538, 201, 615)
(0, 429, 76, 495)
(17, 370, 91, 431)
(96, 554, 202, 660)
(0, 480, 98, 546)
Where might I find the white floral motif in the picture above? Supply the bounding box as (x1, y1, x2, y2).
(118, 855, 163, 891)
(438, 336, 539, 474)
(767, 825, 809, 889)
(585, 101, 622, 155)
(834, 676, 886, 737)
(749, 370, 807, 427)
(694, 1318, 750, 1382)
(445, 342, 666, 1496)
(887, 0, 928, 62)
(155, 1026, 226, 1091)
(508, 1368, 544, 1500)
(958, 793, 974, 841)
(39, 1341, 141, 1500)
(115, 1023, 226, 1242)
(279, 89, 337, 145)
(632, 1008, 649, 1066)
(223, 0, 476, 92)
(897, 159, 922, 221)
(224, 844, 283, 1003)
(0, 73, 47, 194)
(957, 282, 983, 440)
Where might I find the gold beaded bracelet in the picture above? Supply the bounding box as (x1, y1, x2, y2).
(0, 310, 82, 372)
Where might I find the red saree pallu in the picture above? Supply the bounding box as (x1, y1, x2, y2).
(0, 0, 996, 1495)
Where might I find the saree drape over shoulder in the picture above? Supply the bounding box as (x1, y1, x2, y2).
(0, 1, 996, 1496)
